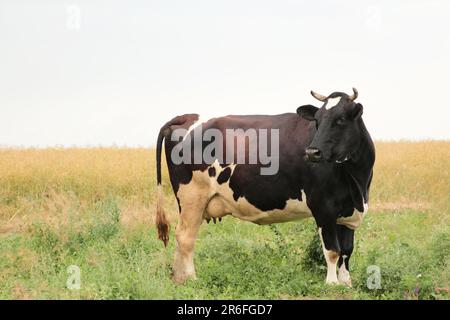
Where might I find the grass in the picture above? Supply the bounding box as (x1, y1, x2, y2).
(0, 142, 449, 300)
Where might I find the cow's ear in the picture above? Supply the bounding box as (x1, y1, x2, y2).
(297, 105, 319, 121)
(352, 103, 363, 119)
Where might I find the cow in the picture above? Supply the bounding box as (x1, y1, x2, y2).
(155, 88, 375, 286)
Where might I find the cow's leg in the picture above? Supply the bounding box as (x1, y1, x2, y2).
(172, 186, 208, 284)
(336, 224, 354, 287)
(318, 224, 341, 284)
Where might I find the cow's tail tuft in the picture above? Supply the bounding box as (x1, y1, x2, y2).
(156, 126, 170, 247)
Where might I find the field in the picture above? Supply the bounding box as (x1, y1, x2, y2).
(0, 141, 449, 300)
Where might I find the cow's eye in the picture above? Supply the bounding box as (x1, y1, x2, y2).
(336, 117, 346, 126)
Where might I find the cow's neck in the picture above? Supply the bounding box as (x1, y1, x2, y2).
(343, 120, 375, 210)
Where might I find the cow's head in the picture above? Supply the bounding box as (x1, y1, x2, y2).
(297, 88, 364, 163)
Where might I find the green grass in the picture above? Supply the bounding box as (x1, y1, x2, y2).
(0, 196, 448, 299)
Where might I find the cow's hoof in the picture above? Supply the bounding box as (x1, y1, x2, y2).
(172, 273, 197, 284)
(338, 270, 352, 287)
(172, 276, 185, 284)
(325, 279, 340, 285)
(339, 278, 352, 287)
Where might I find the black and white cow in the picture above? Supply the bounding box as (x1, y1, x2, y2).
(155, 88, 375, 285)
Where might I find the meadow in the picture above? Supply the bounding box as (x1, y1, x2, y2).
(0, 141, 448, 300)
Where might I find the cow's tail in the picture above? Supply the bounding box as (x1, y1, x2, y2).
(155, 114, 199, 247)
(156, 125, 170, 247)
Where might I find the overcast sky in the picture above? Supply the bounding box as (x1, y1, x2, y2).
(1, 0, 449, 147)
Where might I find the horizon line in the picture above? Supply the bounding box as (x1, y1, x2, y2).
(1, 138, 449, 150)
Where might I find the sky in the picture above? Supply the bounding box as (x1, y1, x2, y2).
(0, 0, 449, 147)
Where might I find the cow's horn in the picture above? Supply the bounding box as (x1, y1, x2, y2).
(349, 87, 358, 101)
(311, 90, 328, 102)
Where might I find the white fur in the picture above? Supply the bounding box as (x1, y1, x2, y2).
(318, 227, 339, 284)
(338, 255, 352, 286)
(325, 97, 341, 110)
(336, 202, 369, 230)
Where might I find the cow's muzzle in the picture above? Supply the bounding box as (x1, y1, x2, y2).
(305, 147, 322, 162)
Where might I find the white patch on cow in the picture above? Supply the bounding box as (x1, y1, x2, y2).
(338, 255, 352, 287)
(233, 191, 313, 224)
(182, 115, 209, 141)
(325, 97, 341, 110)
(363, 202, 369, 214)
(174, 170, 213, 283)
(318, 227, 339, 284)
(336, 202, 369, 230)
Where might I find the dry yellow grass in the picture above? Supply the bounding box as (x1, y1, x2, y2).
(0, 148, 176, 235)
(372, 141, 449, 210)
(0, 141, 448, 234)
